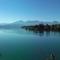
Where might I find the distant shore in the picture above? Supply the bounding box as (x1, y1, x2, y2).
(22, 24, 60, 32)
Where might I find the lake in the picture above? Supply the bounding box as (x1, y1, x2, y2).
(0, 29, 60, 60)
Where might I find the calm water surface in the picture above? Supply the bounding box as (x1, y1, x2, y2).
(0, 29, 60, 60)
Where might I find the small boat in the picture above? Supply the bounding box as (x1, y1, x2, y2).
(46, 53, 55, 60)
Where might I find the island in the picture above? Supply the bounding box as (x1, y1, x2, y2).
(21, 24, 60, 32)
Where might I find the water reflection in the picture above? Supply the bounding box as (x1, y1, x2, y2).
(45, 31, 50, 36)
(25, 28, 60, 37)
(38, 31, 44, 36)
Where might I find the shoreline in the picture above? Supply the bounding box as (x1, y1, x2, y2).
(22, 24, 60, 32)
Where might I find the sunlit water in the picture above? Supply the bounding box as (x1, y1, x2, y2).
(0, 29, 60, 60)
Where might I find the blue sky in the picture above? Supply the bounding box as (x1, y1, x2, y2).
(0, 0, 60, 23)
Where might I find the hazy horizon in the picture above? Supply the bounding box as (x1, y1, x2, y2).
(0, 20, 59, 24)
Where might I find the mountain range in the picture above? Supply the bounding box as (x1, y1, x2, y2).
(0, 20, 59, 29)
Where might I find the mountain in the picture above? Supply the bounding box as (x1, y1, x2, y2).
(8, 20, 40, 26)
(1, 20, 41, 29)
(0, 20, 59, 29)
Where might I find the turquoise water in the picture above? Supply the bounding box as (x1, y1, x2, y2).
(0, 29, 60, 60)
